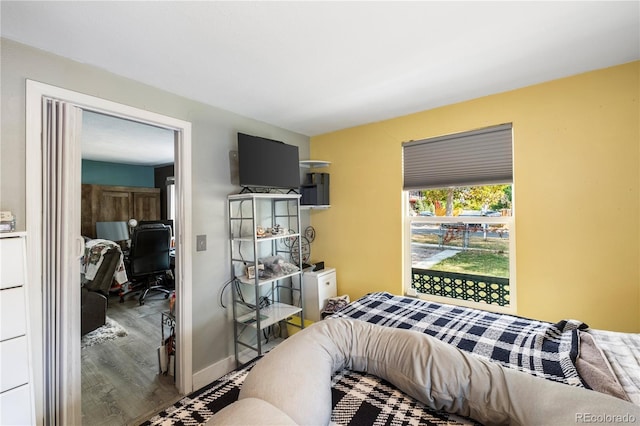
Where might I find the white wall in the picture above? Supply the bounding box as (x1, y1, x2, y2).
(0, 38, 310, 374)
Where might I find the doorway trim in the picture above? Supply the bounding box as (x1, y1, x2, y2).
(26, 80, 193, 424)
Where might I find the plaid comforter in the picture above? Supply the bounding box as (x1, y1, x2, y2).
(330, 292, 588, 387)
(143, 357, 479, 426)
(144, 292, 591, 425)
(588, 329, 640, 404)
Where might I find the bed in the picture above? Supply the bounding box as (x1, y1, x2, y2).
(146, 292, 640, 425)
(330, 292, 640, 403)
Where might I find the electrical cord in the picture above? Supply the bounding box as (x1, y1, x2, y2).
(233, 279, 273, 310)
(218, 277, 235, 308)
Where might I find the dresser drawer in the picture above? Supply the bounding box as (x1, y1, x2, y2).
(0, 383, 33, 426)
(0, 336, 30, 392)
(0, 237, 25, 290)
(0, 287, 27, 341)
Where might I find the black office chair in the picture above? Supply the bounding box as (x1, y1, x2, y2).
(125, 224, 173, 305)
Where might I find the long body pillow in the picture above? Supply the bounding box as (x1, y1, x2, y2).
(210, 319, 640, 425)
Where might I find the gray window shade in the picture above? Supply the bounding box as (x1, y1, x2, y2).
(403, 123, 513, 190)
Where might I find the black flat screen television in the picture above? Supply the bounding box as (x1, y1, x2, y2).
(237, 132, 300, 190)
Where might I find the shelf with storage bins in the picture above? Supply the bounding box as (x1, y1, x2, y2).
(227, 193, 305, 364)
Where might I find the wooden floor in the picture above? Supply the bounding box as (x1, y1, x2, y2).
(81, 290, 180, 425)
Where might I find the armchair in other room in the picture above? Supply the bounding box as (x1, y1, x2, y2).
(125, 224, 173, 305)
(81, 240, 126, 336)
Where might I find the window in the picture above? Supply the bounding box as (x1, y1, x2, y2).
(403, 124, 515, 313)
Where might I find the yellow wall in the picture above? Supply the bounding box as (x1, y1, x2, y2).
(310, 61, 640, 332)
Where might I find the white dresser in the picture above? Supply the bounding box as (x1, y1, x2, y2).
(302, 268, 337, 322)
(0, 232, 35, 425)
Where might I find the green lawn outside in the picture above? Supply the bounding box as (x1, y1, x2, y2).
(411, 224, 510, 278)
(428, 250, 509, 278)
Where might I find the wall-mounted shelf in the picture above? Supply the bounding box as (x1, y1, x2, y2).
(300, 160, 331, 208)
(300, 205, 331, 210)
(299, 160, 331, 168)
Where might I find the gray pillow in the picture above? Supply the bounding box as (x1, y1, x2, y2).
(206, 398, 296, 425)
(216, 319, 640, 425)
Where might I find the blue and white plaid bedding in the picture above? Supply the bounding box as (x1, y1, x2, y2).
(330, 292, 588, 387)
(588, 329, 640, 405)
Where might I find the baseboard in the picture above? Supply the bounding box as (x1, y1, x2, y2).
(192, 355, 236, 391)
(192, 340, 285, 391)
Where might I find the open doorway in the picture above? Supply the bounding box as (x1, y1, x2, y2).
(79, 111, 180, 424)
(25, 80, 193, 425)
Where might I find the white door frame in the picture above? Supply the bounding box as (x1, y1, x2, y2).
(26, 80, 193, 424)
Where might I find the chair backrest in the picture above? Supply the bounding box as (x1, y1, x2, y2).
(83, 245, 122, 294)
(129, 224, 172, 277)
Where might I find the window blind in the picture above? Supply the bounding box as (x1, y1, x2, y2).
(402, 123, 513, 190)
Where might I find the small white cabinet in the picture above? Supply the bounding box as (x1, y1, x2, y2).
(0, 232, 35, 426)
(302, 268, 337, 322)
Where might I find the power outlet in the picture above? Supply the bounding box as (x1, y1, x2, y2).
(196, 234, 207, 251)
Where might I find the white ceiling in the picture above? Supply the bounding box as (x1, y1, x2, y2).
(2, 1, 639, 165)
(81, 111, 175, 166)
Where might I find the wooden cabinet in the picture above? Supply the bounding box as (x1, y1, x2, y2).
(82, 184, 161, 238)
(97, 188, 132, 223)
(132, 191, 162, 221)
